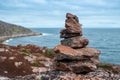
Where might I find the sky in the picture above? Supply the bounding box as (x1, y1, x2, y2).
(0, 0, 120, 28)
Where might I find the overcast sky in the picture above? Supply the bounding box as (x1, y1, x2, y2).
(0, 0, 120, 28)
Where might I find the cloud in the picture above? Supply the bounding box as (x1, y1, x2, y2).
(83, 0, 106, 5)
(32, 0, 47, 4)
(0, 0, 28, 8)
(0, 0, 120, 28)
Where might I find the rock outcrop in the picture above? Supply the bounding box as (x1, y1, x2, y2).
(54, 13, 101, 73)
(40, 67, 120, 80)
(0, 44, 53, 78)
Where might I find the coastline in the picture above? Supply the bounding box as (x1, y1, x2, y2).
(0, 32, 42, 43)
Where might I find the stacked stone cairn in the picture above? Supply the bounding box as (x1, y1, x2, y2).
(54, 13, 101, 73)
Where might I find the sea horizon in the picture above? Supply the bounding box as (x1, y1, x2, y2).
(29, 27, 120, 29)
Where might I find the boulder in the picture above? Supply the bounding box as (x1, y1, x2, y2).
(60, 29, 82, 38)
(54, 45, 100, 62)
(65, 18, 82, 33)
(54, 61, 97, 73)
(61, 13, 82, 35)
(61, 36, 89, 48)
(65, 22, 82, 33)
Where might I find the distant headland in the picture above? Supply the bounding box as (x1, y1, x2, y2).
(0, 20, 41, 43)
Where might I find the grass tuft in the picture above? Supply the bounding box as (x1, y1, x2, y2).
(22, 48, 31, 56)
(46, 49, 53, 55)
(97, 63, 112, 68)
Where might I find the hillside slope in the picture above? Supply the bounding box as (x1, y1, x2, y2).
(0, 20, 33, 36)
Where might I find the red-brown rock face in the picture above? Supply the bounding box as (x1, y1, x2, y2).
(54, 45, 100, 61)
(54, 45, 100, 73)
(54, 61, 97, 73)
(61, 36, 89, 48)
(54, 13, 101, 73)
(60, 13, 83, 39)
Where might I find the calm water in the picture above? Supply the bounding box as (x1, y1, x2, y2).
(3, 28, 120, 65)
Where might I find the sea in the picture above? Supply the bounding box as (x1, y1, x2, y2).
(3, 28, 120, 65)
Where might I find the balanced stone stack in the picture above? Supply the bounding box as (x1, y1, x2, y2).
(53, 13, 101, 73)
(60, 13, 88, 48)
